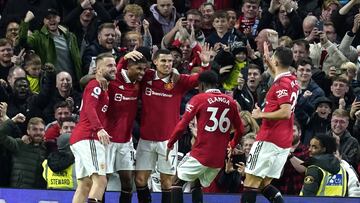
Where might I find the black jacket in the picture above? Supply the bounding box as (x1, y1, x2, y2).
(301, 154, 344, 196)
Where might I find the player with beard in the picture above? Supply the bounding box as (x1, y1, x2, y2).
(241, 45, 300, 203)
(105, 56, 147, 203)
(70, 53, 116, 203)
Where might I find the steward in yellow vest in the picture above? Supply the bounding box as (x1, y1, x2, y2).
(300, 135, 348, 196)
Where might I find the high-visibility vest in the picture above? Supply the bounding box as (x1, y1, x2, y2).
(42, 160, 75, 189)
(300, 165, 348, 196)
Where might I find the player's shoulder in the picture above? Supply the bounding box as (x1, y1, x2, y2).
(277, 74, 297, 88)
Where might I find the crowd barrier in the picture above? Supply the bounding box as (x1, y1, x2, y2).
(0, 188, 359, 203)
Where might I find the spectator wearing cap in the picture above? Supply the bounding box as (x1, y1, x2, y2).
(258, 0, 304, 40)
(42, 116, 77, 190)
(63, 0, 111, 56)
(0, 0, 61, 32)
(303, 96, 332, 145)
(328, 109, 360, 169)
(19, 9, 82, 88)
(294, 57, 325, 130)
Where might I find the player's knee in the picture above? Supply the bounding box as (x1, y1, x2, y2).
(173, 177, 186, 187)
(135, 173, 148, 186)
(92, 175, 107, 188)
(160, 176, 173, 189)
(77, 178, 92, 194)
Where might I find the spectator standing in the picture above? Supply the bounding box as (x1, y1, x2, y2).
(19, 10, 82, 86)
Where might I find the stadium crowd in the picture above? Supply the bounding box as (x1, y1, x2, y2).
(0, 0, 360, 201)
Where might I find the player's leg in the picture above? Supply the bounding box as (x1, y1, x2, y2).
(118, 170, 134, 203)
(191, 179, 202, 203)
(157, 140, 178, 203)
(258, 145, 290, 203)
(114, 142, 136, 203)
(135, 139, 157, 203)
(241, 173, 263, 203)
(135, 170, 152, 203)
(260, 177, 284, 203)
(72, 177, 92, 203)
(88, 173, 108, 202)
(171, 175, 186, 203)
(241, 141, 269, 203)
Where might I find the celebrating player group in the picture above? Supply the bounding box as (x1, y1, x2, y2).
(70, 42, 299, 203)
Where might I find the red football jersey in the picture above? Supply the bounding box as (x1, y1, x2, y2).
(70, 80, 109, 144)
(140, 70, 198, 141)
(168, 89, 244, 168)
(256, 72, 300, 148)
(105, 69, 140, 143)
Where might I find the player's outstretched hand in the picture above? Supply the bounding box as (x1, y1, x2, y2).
(97, 129, 112, 145)
(251, 103, 262, 119)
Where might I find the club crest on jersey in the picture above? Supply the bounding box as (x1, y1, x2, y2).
(276, 89, 288, 98)
(164, 82, 174, 90)
(91, 87, 102, 99)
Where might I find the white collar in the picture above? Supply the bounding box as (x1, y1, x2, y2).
(121, 69, 132, 84)
(205, 89, 221, 93)
(154, 71, 170, 83)
(274, 71, 291, 82)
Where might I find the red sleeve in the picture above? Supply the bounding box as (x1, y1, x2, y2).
(116, 57, 128, 72)
(179, 73, 199, 91)
(168, 96, 199, 149)
(276, 79, 293, 105)
(229, 102, 244, 148)
(84, 82, 105, 132)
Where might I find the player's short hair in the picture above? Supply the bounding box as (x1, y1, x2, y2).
(153, 49, 171, 60)
(27, 117, 45, 129)
(296, 57, 313, 69)
(273, 46, 293, 68)
(128, 56, 148, 66)
(198, 70, 218, 86)
(123, 4, 143, 16)
(95, 52, 114, 65)
(312, 134, 337, 154)
(332, 109, 349, 119)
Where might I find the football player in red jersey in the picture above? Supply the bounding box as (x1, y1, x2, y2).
(105, 56, 147, 203)
(166, 70, 244, 203)
(134, 48, 213, 203)
(241, 44, 300, 203)
(70, 53, 116, 203)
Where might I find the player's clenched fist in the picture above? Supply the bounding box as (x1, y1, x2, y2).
(251, 103, 262, 119)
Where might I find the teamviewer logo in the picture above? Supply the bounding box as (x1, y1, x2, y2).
(145, 87, 152, 96)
